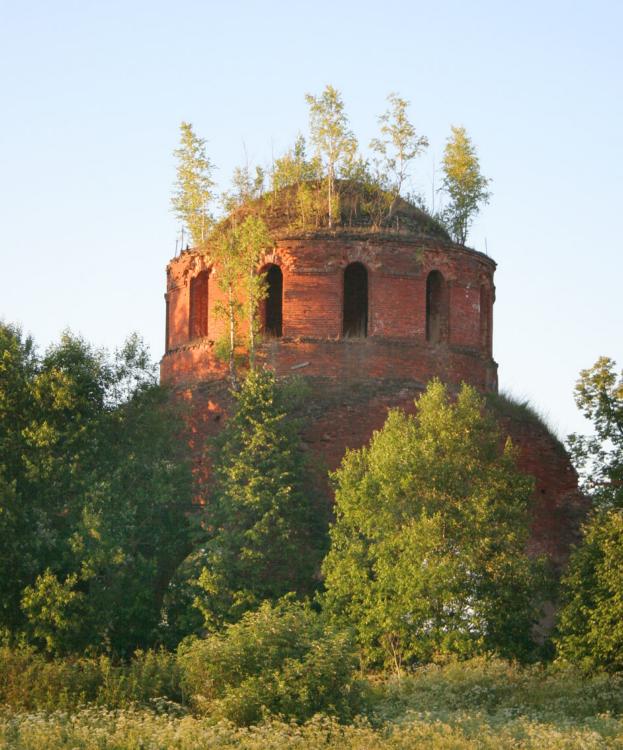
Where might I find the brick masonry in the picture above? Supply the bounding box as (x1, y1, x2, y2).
(160, 230, 585, 566)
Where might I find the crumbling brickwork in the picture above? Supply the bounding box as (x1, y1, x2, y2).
(160, 228, 584, 565)
(162, 234, 498, 390)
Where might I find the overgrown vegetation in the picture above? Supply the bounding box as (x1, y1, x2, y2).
(171, 85, 490, 245)
(323, 380, 546, 670)
(192, 370, 327, 630)
(486, 390, 565, 451)
(178, 598, 360, 724)
(0, 323, 196, 656)
(2, 656, 623, 747)
(2, 317, 623, 744)
(555, 357, 623, 671)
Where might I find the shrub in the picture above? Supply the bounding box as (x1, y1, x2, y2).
(323, 380, 545, 669)
(0, 645, 181, 710)
(555, 510, 623, 671)
(194, 370, 327, 630)
(177, 598, 360, 725)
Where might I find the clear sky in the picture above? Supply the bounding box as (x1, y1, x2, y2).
(1, 0, 621, 438)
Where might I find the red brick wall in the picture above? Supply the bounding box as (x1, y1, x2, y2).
(161, 232, 585, 566)
(161, 338, 498, 392)
(178, 378, 585, 567)
(162, 234, 497, 388)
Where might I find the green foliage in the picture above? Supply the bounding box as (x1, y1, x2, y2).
(270, 135, 323, 228)
(3, 659, 623, 747)
(223, 162, 266, 212)
(440, 125, 491, 245)
(567, 356, 623, 509)
(211, 226, 245, 382)
(272, 135, 320, 193)
(238, 215, 273, 367)
(370, 656, 623, 724)
(555, 509, 623, 671)
(322, 380, 545, 670)
(0, 645, 181, 711)
(555, 358, 623, 671)
(177, 598, 360, 725)
(21, 571, 87, 654)
(305, 85, 358, 228)
(210, 216, 273, 378)
(173, 92, 491, 241)
(370, 93, 428, 212)
(194, 370, 327, 628)
(171, 121, 215, 247)
(0, 324, 196, 655)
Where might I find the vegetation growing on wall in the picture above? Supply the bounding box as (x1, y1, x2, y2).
(171, 86, 489, 246)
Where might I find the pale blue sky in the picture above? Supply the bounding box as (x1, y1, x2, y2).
(1, 0, 621, 437)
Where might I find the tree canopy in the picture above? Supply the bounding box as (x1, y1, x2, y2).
(555, 357, 623, 670)
(173, 88, 486, 244)
(441, 125, 491, 245)
(193, 369, 328, 630)
(0, 324, 197, 655)
(370, 92, 428, 215)
(305, 85, 357, 228)
(322, 380, 544, 671)
(171, 121, 215, 248)
(566, 356, 623, 510)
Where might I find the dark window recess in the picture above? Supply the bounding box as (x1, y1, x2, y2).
(165, 296, 170, 352)
(189, 270, 209, 339)
(263, 265, 283, 337)
(426, 270, 447, 344)
(480, 285, 491, 355)
(343, 262, 368, 338)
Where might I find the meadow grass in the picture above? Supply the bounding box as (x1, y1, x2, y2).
(1, 656, 622, 748)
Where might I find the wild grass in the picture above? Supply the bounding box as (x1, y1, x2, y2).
(1, 706, 621, 749)
(487, 391, 565, 451)
(1, 656, 622, 748)
(0, 646, 181, 711)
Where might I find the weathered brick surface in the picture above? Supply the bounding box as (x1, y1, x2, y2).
(160, 230, 584, 566)
(162, 234, 497, 389)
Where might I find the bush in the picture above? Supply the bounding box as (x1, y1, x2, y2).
(194, 369, 327, 630)
(368, 656, 623, 723)
(177, 598, 361, 725)
(555, 510, 623, 671)
(0, 645, 181, 711)
(323, 380, 544, 669)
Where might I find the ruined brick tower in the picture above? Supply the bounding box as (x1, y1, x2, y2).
(161, 195, 584, 565)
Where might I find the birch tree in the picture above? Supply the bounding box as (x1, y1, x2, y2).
(441, 126, 491, 245)
(171, 122, 215, 247)
(239, 216, 272, 369)
(370, 93, 428, 219)
(212, 227, 244, 384)
(305, 86, 357, 228)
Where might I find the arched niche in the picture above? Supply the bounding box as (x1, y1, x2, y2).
(343, 262, 368, 338)
(262, 264, 283, 337)
(426, 270, 448, 344)
(480, 284, 492, 355)
(189, 269, 210, 339)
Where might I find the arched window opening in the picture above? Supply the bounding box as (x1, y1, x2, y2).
(189, 270, 209, 339)
(343, 262, 368, 338)
(480, 284, 492, 355)
(426, 270, 447, 344)
(262, 264, 283, 337)
(165, 296, 170, 352)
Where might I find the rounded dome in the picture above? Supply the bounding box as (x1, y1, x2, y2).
(211, 180, 451, 243)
